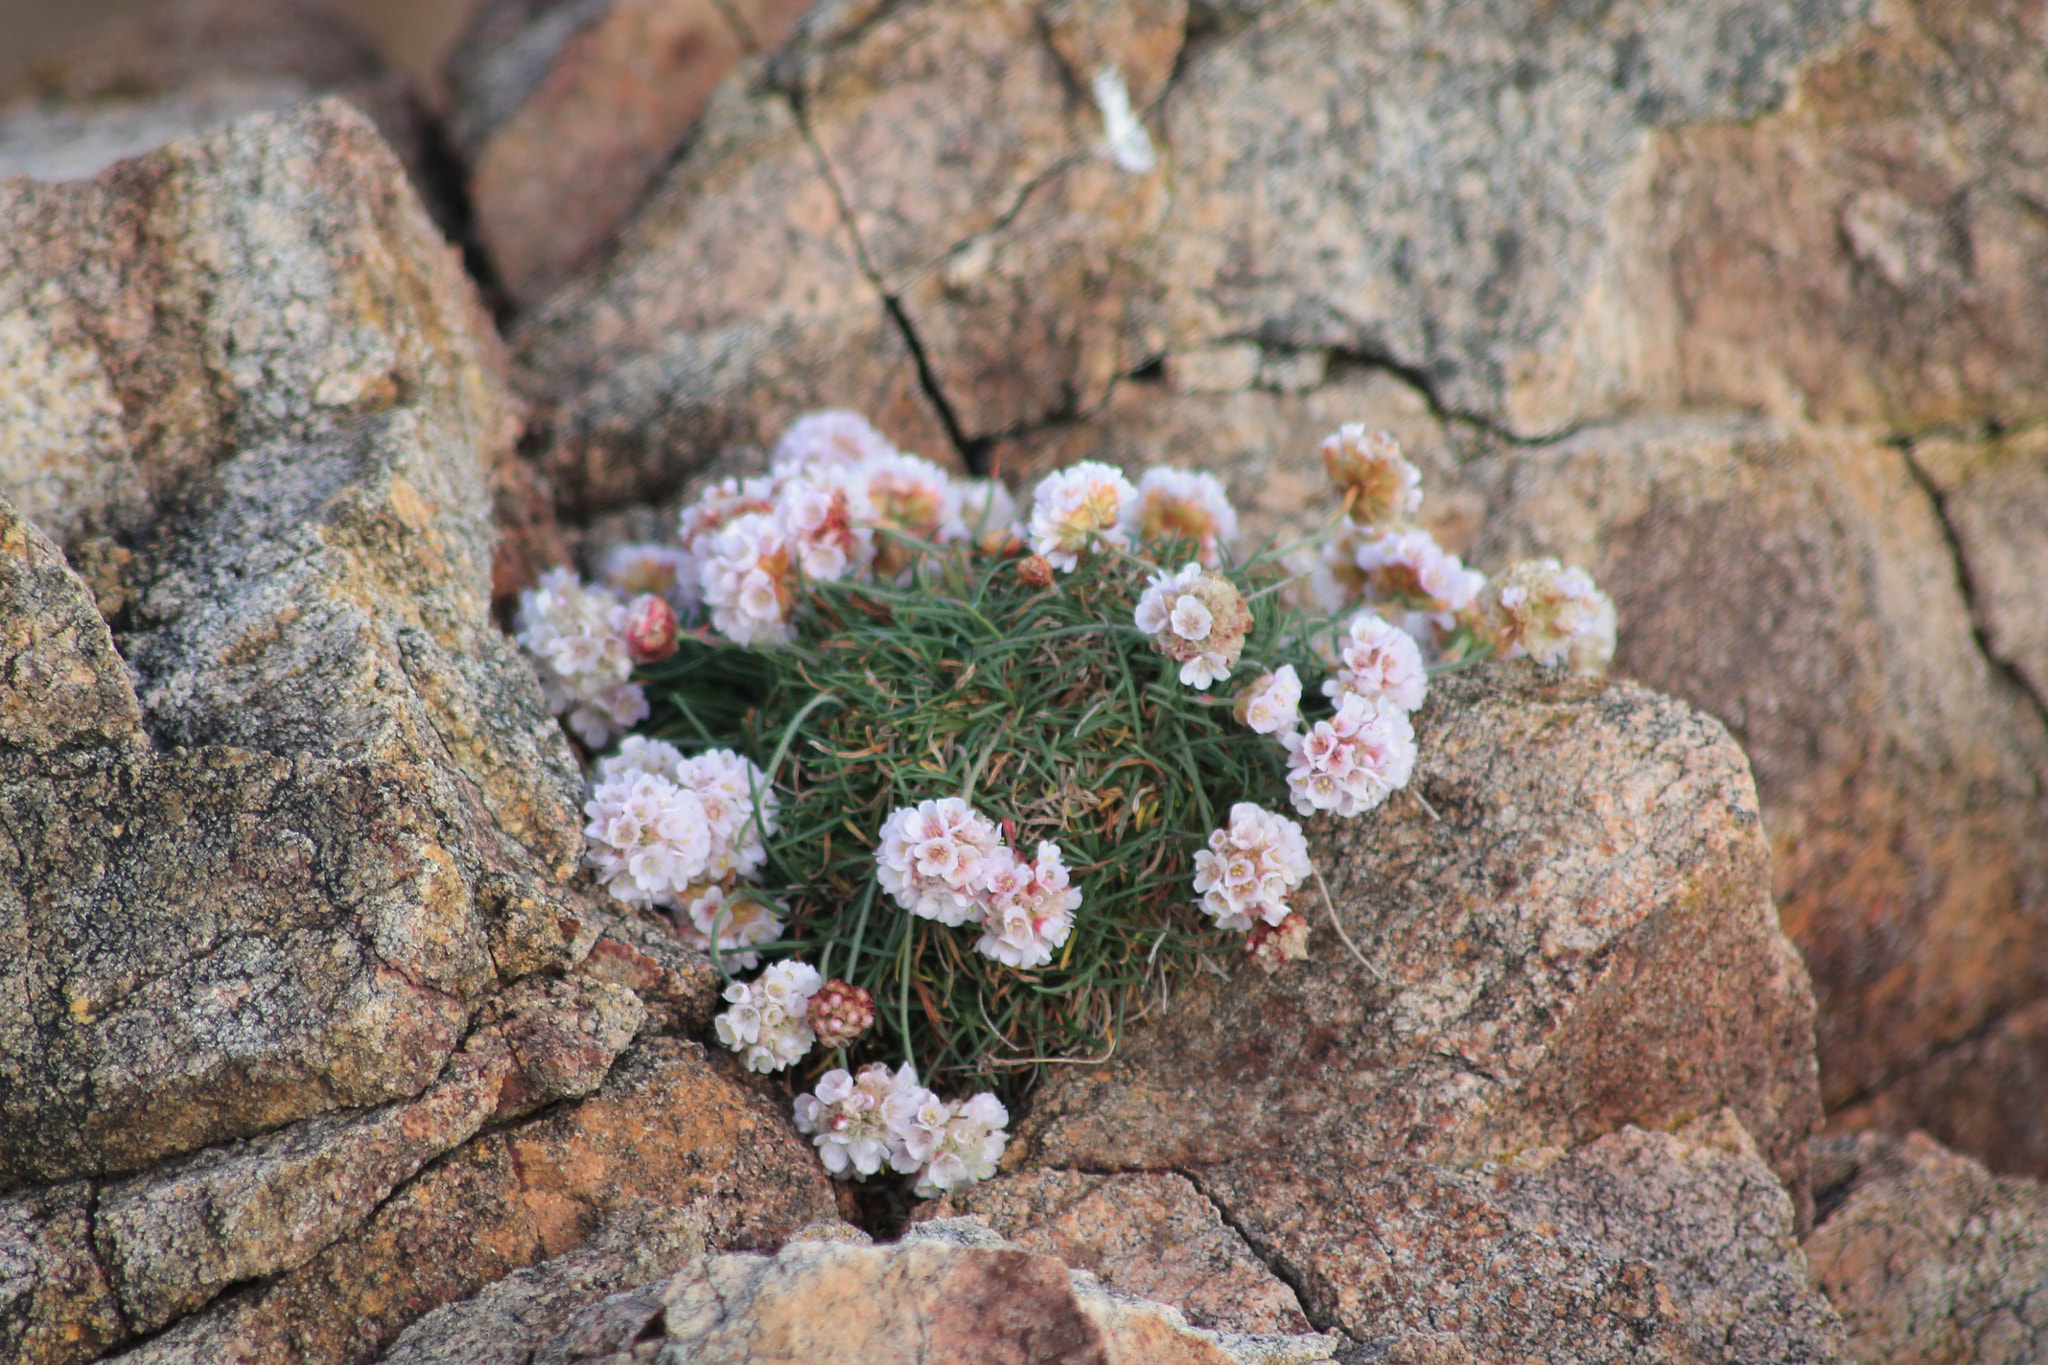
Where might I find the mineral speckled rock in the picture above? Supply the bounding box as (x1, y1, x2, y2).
(1806, 1130, 2048, 1365)
(0, 1182, 124, 1365)
(1197, 1114, 1844, 1362)
(1018, 667, 1824, 1214)
(445, 0, 814, 306)
(1463, 417, 2048, 1145)
(927, 1170, 1312, 1335)
(108, 1040, 838, 1365)
(508, 1217, 1338, 1365)
(510, 63, 954, 517)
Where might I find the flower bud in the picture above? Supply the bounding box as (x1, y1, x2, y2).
(1321, 424, 1421, 528)
(1245, 912, 1311, 973)
(1017, 554, 1056, 588)
(807, 978, 877, 1049)
(623, 593, 679, 664)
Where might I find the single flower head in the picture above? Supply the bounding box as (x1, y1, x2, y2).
(1321, 609, 1427, 712)
(1353, 527, 1485, 631)
(876, 798, 1004, 925)
(700, 511, 796, 646)
(1281, 692, 1418, 818)
(1028, 461, 1138, 571)
(807, 978, 878, 1049)
(1133, 563, 1253, 690)
(974, 841, 1081, 970)
(1477, 557, 1617, 674)
(793, 1061, 934, 1179)
(1192, 802, 1313, 931)
(1321, 424, 1422, 528)
(514, 568, 648, 747)
(912, 1091, 1010, 1197)
(713, 958, 821, 1072)
(582, 768, 712, 905)
(1133, 467, 1239, 567)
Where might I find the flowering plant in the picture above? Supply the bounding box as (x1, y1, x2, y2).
(515, 412, 1613, 1195)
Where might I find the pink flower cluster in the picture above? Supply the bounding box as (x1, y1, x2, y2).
(1281, 692, 1417, 818)
(1192, 803, 1313, 931)
(876, 798, 1080, 969)
(583, 737, 784, 965)
(512, 568, 653, 748)
(1322, 609, 1428, 713)
(1028, 462, 1245, 574)
(792, 1062, 1009, 1194)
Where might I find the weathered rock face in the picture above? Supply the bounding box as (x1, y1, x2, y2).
(510, 57, 955, 517)
(393, 1218, 1339, 1365)
(1019, 667, 1823, 1209)
(445, 0, 814, 306)
(108, 1040, 838, 1365)
(928, 1171, 1312, 1335)
(0, 0, 449, 228)
(1806, 1130, 2048, 1365)
(0, 102, 593, 1192)
(1463, 418, 2048, 1138)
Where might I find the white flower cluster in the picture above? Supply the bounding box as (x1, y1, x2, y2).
(1028, 462, 1247, 575)
(1281, 692, 1417, 818)
(513, 568, 649, 748)
(713, 959, 821, 1072)
(876, 798, 1080, 969)
(583, 737, 785, 964)
(1479, 556, 1617, 674)
(1237, 665, 1302, 735)
(792, 1062, 1009, 1195)
(1193, 802, 1313, 931)
(1133, 562, 1252, 689)
(1322, 609, 1428, 712)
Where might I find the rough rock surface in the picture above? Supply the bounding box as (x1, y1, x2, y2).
(1463, 417, 2048, 1141)
(421, 1217, 1339, 1365)
(1019, 667, 1823, 1210)
(1806, 1130, 2048, 1364)
(0, 102, 599, 1191)
(510, 56, 955, 517)
(104, 1040, 837, 1365)
(0, 0, 449, 227)
(929, 1171, 1312, 1335)
(445, 0, 813, 306)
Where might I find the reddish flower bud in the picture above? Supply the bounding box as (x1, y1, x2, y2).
(1016, 554, 1056, 588)
(807, 978, 877, 1049)
(623, 593, 679, 664)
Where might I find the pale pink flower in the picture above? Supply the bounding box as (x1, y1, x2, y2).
(1192, 802, 1312, 931)
(1132, 467, 1239, 566)
(1322, 609, 1427, 712)
(772, 409, 896, 475)
(1028, 462, 1138, 571)
(974, 841, 1081, 969)
(875, 798, 1003, 925)
(1281, 693, 1417, 818)
(1235, 665, 1302, 735)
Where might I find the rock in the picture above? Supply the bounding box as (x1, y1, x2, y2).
(0, 0, 454, 231)
(371, 1201, 713, 1365)
(108, 1039, 838, 1365)
(511, 59, 956, 518)
(1463, 417, 2048, 1140)
(1018, 667, 1824, 1214)
(1829, 998, 2048, 1181)
(494, 1217, 1338, 1365)
(1196, 1114, 1843, 1362)
(1649, 0, 2048, 434)
(0, 1183, 123, 1365)
(927, 1170, 1312, 1335)
(1911, 426, 2048, 716)
(1806, 1130, 2048, 1364)
(0, 102, 610, 1191)
(445, 0, 813, 306)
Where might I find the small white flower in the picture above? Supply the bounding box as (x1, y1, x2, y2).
(1237, 665, 1302, 735)
(1134, 563, 1203, 634)
(775, 470, 877, 584)
(793, 1062, 932, 1179)
(1322, 609, 1428, 713)
(714, 959, 822, 1073)
(1028, 462, 1138, 572)
(673, 747, 779, 881)
(1132, 467, 1238, 566)
(1193, 803, 1312, 931)
(1354, 528, 1485, 630)
(1168, 594, 1214, 643)
(875, 798, 1003, 925)
(701, 511, 796, 646)
(675, 475, 781, 609)
(913, 1091, 1010, 1197)
(1281, 692, 1417, 818)
(674, 882, 786, 972)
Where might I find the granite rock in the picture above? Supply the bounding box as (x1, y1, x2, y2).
(1018, 667, 1824, 1214)
(1806, 1130, 2048, 1364)
(1464, 417, 2048, 1136)
(445, 0, 814, 306)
